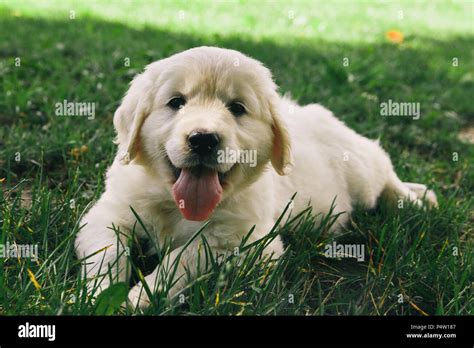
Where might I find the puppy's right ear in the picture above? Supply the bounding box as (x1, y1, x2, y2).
(268, 96, 293, 176)
(113, 73, 154, 165)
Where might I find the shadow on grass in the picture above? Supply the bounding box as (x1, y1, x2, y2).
(1, 13, 473, 177)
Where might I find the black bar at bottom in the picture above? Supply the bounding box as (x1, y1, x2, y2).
(0, 315, 471, 346)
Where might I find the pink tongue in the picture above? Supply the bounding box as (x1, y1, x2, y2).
(172, 168, 223, 221)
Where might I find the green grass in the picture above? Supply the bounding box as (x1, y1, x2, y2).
(0, 0, 473, 315)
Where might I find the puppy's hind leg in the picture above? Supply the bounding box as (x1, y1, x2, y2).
(381, 172, 438, 209)
(403, 182, 438, 207)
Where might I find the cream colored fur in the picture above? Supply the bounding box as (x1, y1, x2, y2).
(74, 46, 437, 310)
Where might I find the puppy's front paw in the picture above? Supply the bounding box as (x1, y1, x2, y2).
(127, 284, 152, 311)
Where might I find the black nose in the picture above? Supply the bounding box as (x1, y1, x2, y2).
(187, 131, 220, 156)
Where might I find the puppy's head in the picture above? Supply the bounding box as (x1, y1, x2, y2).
(114, 46, 292, 221)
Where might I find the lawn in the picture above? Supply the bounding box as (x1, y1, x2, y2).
(0, 0, 472, 315)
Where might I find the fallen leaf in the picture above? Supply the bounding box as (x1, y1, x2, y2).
(27, 268, 41, 290)
(386, 30, 404, 44)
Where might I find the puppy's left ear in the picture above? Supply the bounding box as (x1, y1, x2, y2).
(269, 98, 293, 175)
(113, 73, 154, 165)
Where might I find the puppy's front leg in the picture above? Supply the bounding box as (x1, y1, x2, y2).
(127, 237, 227, 310)
(128, 227, 285, 310)
(75, 198, 131, 296)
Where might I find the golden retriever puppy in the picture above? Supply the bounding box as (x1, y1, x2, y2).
(75, 46, 437, 310)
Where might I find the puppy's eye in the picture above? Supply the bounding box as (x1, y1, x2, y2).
(228, 102, 246, 117)
(167, 96, 186, 110)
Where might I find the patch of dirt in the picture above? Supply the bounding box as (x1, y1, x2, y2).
(458, 126, 474, 144)
(20, 188, 33, 209)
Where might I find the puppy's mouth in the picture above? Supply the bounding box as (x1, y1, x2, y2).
(166, 156, 232, 222)
(167, 158, 229, 185)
